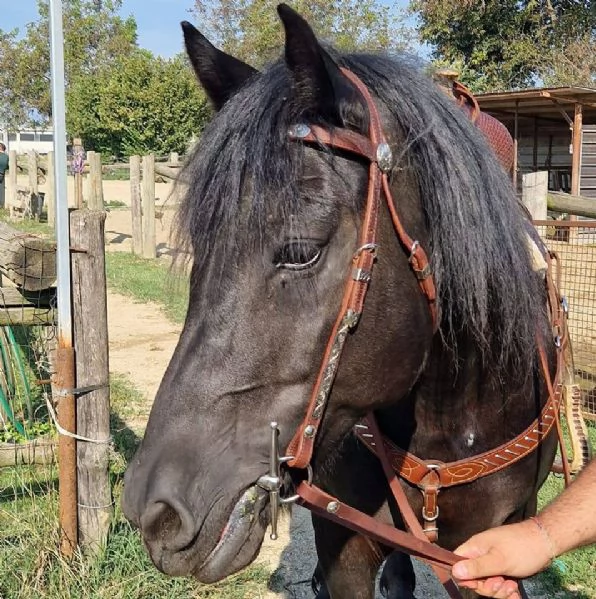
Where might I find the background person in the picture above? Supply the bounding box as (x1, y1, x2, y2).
(0, 143, 8, 209)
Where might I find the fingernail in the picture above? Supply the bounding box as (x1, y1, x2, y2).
(452, 563, 467, 578)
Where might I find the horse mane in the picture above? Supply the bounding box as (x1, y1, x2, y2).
(175, 51, 545, 378)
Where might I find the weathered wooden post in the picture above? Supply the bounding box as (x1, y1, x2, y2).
(169, 152, 179, 165)
(88, 152, 104, 211)
(28, 150, 40, 219)
(47, 151, 56, 226)
(85, 150, 95, 207)
(522, 171, 548, 220)
(130, 155, 143, 255)
(8, 150, 17, 211)
(142, 154, 156, 259)
(71, 209, 112, 552)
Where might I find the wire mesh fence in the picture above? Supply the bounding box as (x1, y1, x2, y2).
(534, 220, 596, 422)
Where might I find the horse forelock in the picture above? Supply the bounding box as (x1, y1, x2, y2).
(175, 51, 545, 379)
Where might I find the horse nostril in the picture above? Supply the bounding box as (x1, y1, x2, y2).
(140, 500, 197, 553)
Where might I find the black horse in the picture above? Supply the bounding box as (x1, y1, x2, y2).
(122, 5, 558, 598)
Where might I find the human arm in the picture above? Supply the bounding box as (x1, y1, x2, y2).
(451, 458, 596, 598)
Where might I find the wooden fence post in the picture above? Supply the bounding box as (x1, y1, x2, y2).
(28, 150, 40, 219)
(8, 150, 17, 210)
(130, 155, 143, 255)
(71, 209, 112, 552)
(169, 152, 179, 165)
(47, 151, 56, 227)
(142, 154, 156, 259)
(88, 152, 104, 210)
(85, 151, 95, 207)
(522, 171, 548, 220)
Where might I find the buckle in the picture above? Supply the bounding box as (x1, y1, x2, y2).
(414, 263, 432, 281)
(353, 242, 379, 260)
(352, 267, 372, 282)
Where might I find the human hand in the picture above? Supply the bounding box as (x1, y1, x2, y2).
(451, 519, 554, 598)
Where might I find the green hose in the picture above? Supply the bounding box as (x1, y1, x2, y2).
(0, 382, 26, 437)
(6, 326, 33, 424)
(0, 328, 15, 396)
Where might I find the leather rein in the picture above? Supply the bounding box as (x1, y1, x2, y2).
(256, 67, 568, 598)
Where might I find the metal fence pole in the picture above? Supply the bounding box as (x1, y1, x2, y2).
(49, 0, 78, 557)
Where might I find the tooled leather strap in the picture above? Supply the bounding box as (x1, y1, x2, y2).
(357, 367, 561, 490)
(357, 339, 563, 488)
(286, 68, 436, 469)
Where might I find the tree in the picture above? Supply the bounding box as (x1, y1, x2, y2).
(67, 50, 210, 158)
(192, 0, 414, 66)
(0, 0, 137, 127)
(410, 0, 596, 92)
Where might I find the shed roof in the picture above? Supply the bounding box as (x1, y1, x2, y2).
(475, 86, 596, 123)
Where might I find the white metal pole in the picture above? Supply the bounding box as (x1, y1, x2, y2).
(49, 0, 72, 344)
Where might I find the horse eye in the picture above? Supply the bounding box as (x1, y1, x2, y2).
(275, 241, 322, 271)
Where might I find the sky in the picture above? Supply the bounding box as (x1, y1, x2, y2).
(3, 1, 200, 58)
(2, 1, 414, 59)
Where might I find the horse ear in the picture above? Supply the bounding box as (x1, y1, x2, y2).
(181, 21, 259, 110)
(277, 4, 366, 128)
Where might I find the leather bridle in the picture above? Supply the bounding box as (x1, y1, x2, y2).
(285, 68, 437, 471)
(256, 67, 567, 598)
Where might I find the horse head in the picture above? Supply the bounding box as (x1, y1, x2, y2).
(122, 4, 544, 585)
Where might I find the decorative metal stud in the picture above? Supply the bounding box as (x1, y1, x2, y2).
(326, 501, 340, 513)
(304, 424, 316, 438)
(289, 124, 312, 139)
(376, 143, 393, 172)
(561, 296, 569, 314)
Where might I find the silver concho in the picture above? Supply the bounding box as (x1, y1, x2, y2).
(376, 142, 393, 173)
(289, 124, 312, 139)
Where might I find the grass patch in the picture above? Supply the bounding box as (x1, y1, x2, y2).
(0, 210, 53, 236)
(0, 473, 271, 598)
(0, 372, 272, 599)
(103, 167, 129, 181)
(105, 200, 127, 208)
(105, 253, 188, 324)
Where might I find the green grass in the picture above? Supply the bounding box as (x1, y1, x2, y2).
(102, 168, 129, 182)
(0, 476, 272, 599)
(0, 209, 53, 235)
(0, 373, 272, 599)
(105, 200, 127, 208)
(104, 253, 189, 324)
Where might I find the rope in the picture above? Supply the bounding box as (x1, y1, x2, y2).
(45, 394, 111, 444)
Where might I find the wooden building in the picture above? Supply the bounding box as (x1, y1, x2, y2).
(475, 87, 596, 198)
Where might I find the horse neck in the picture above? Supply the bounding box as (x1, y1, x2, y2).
(377, 332, 540, 461)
